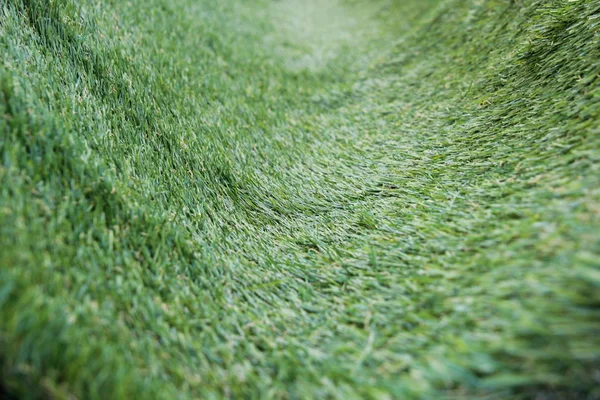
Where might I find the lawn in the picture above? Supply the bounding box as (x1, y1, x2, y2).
(1, 0, 599, 398)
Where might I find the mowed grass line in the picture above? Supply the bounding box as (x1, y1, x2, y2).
(1, 0, 599, 398)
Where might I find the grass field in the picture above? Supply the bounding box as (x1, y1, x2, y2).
(1, 0, 599, 398)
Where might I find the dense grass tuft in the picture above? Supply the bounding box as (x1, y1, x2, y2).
(1, 0, 599, 398)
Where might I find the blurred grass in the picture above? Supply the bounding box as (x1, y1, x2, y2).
(1, 0, 599, 398)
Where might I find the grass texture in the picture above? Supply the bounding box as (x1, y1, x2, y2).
(1, 0, 599, 398)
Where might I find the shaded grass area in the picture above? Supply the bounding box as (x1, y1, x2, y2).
(1, 0, 599, 398)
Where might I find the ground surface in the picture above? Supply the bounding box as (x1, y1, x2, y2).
(1, 0, 599, 398)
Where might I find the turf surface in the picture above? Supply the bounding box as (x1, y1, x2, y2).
(1, 0, 599, 398)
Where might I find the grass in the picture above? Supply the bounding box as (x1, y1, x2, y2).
(1, 0, 599, 398)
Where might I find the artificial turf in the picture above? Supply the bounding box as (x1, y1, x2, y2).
(1, 0, 599, 398)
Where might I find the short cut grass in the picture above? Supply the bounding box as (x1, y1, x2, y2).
(1, 0, 599, 398)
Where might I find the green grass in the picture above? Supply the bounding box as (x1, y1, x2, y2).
(1, 0, 599, 398)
